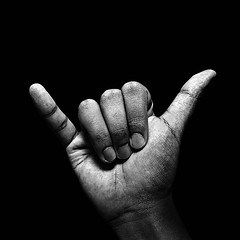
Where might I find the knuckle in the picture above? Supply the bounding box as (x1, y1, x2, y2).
(122, 81, 143, 94)
(78, 99, 97, 111)
(100, 89, 121, 103)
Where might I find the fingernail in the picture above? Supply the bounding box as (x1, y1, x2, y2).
(103, 146, 116, 163)
(117, 143, 131, 159)
(130, 133, 145, 149)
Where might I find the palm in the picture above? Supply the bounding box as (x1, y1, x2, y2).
(67, 116, 179, 220)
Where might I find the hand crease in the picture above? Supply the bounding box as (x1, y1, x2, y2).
(180, 88, 197, 99)
(160, 116, 180, 145)
(55, 116, 68, 132)
(71, 153, 88, 170)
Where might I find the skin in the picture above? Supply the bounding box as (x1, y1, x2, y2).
(29, 69, 216, 239)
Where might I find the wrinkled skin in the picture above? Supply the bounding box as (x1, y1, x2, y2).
(67, 115, 178, 221)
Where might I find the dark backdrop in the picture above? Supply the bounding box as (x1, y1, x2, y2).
(6, 14, 236, 239)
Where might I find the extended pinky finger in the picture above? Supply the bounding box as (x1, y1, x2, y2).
(29, 83, 78, 147)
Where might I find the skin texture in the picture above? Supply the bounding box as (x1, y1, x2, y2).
(29, 70, 216, 239)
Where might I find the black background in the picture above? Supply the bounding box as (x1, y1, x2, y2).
(5, 7, 237, 239)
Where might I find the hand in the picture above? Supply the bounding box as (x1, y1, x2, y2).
(29, 70, 216, 239)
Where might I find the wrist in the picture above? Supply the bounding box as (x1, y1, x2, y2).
(109, 195, 191, 240)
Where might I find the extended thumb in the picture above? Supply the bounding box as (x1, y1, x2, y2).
(160, 69, 216, 140)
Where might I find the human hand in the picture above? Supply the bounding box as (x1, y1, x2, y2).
(29, 70, 216, 239)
